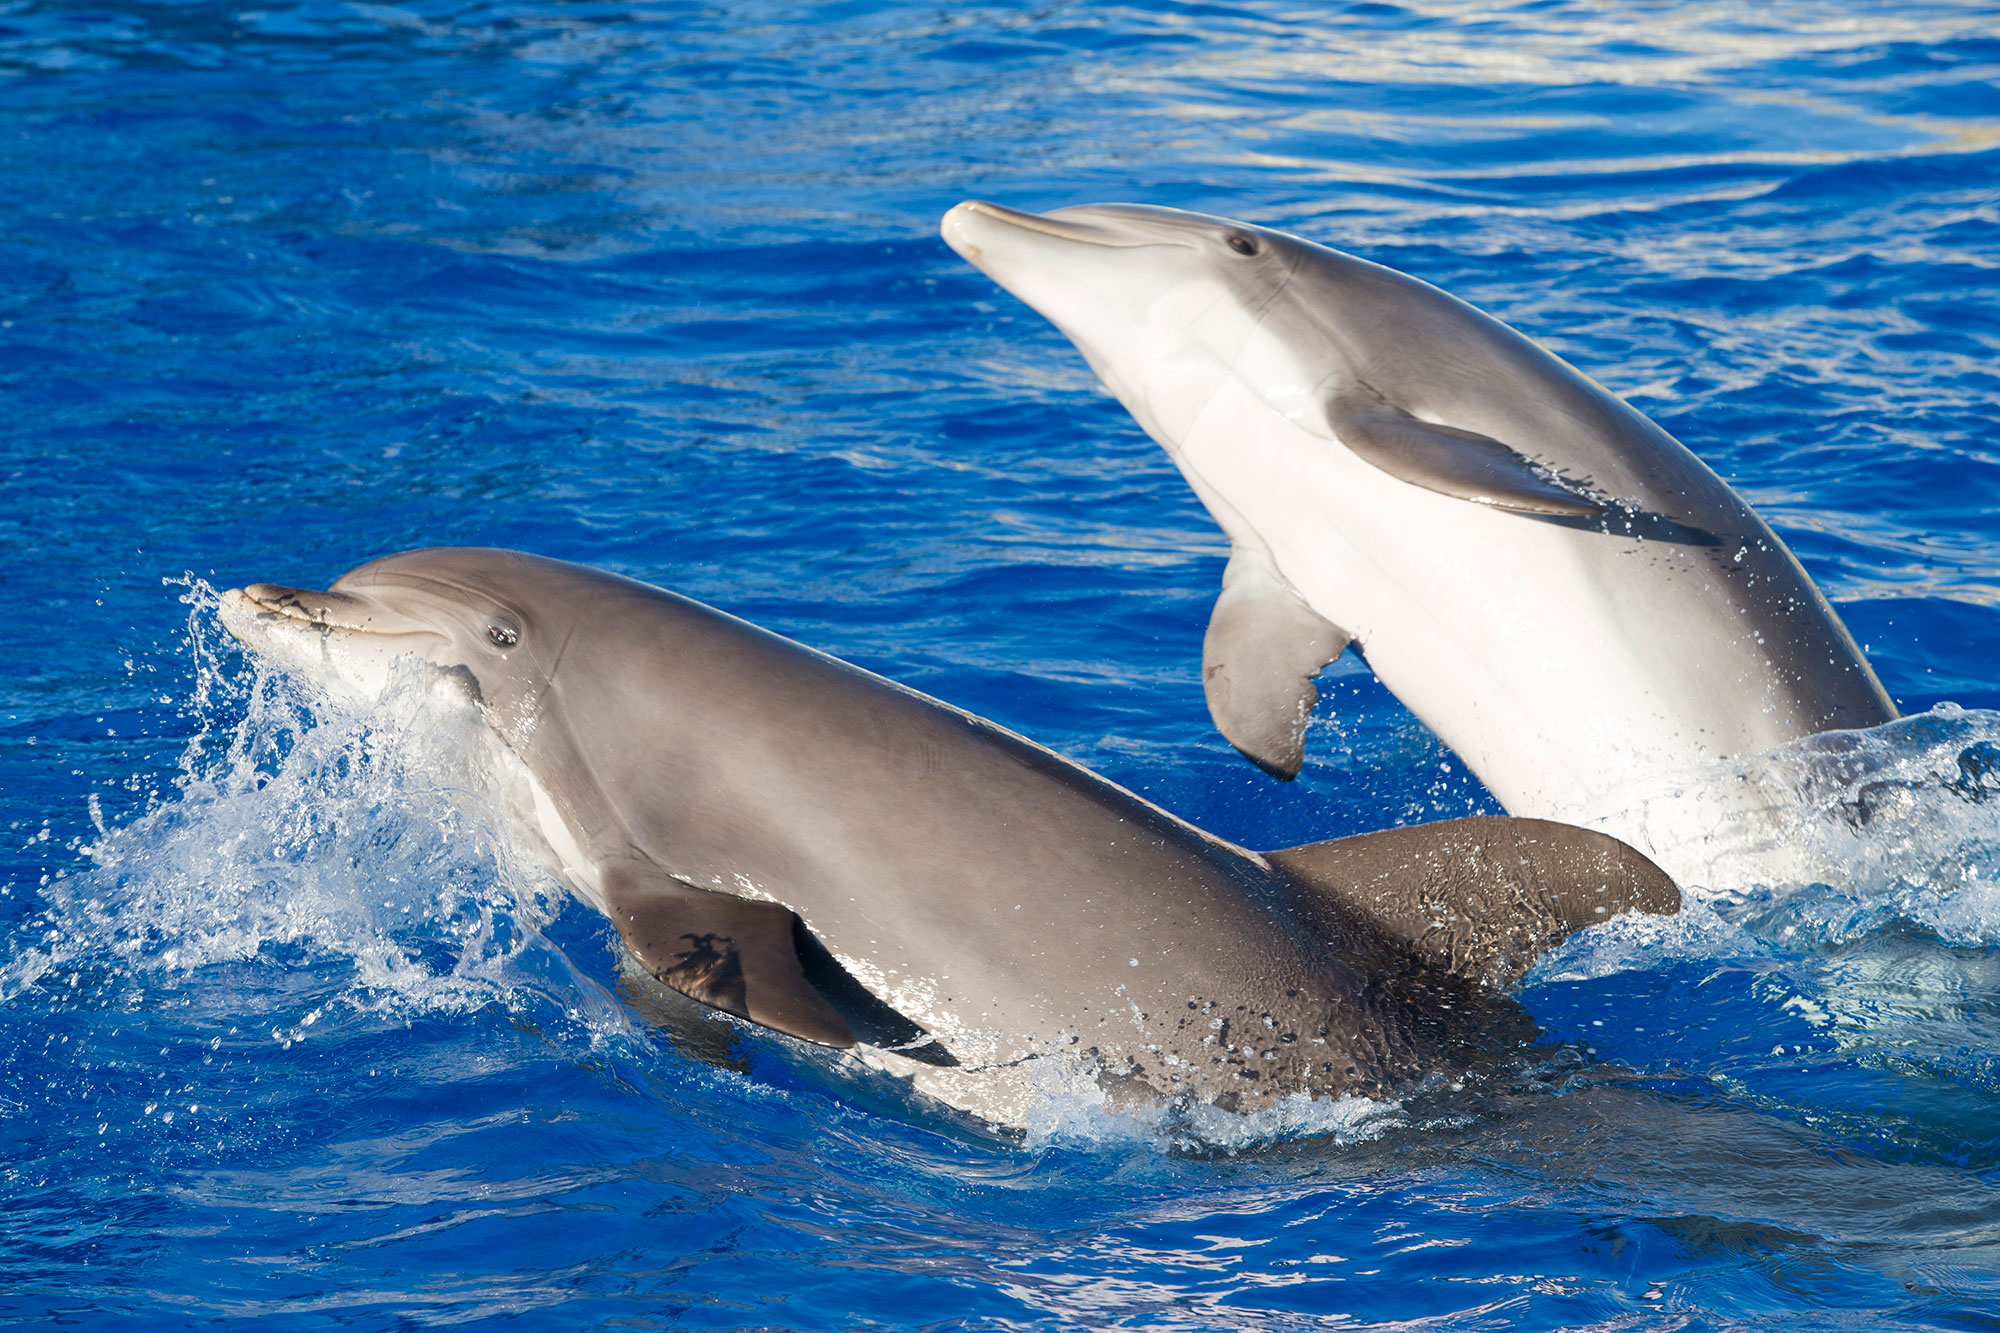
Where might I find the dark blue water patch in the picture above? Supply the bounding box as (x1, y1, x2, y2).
(1844, 599, 2000, 714)
(1890, 78, 2000, 120)
(1763, 147, 2000, 206)
(926, 38, 1079, 64)
(1897, 294, 2000, 342)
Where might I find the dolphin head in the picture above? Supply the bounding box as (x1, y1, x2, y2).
(942, 200, 1382, 453)
(942, 199, 1634, 529)
(219, 547, 574, 738)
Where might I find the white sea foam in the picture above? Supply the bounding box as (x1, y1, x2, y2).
(1587, 705, 2000, 948)
(1010, 1051, 1405, 1153)
(1530, 892, 1755, 987)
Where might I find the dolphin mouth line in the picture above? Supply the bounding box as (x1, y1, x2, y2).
(949, 200, 1174, 250)
(239, 584, 376, 633)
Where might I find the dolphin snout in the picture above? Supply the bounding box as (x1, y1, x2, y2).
(942, 200, 1156, 263)
(238, 583, 371, 629)
(225, 582, 441, 642)
(939, 200, 987, 260)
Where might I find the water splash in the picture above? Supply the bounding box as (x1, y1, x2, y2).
(1720, 707, 2000, 949)
(16, 582, 633, 1052)
(1013, 1050, 1406, 1155)
(1587, 706, 2000, 939)
(1548, 707, 2000, 1110)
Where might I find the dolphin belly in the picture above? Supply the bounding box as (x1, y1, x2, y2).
(1170, 370, 1680, 818)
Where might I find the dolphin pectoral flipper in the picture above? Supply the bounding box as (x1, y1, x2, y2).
(1203, 547, 1351, 780)
(599, 861, 857, 1048)
(1326, 398, 1603, 518)
(1266, 816, 1679, 989)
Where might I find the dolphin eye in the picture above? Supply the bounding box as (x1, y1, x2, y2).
(1226, 234, 1260, 256)
(487, 625, 518, 648)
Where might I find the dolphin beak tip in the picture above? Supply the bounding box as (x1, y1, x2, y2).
(940, 200, 984, 258)
(215, 587, 262, 645)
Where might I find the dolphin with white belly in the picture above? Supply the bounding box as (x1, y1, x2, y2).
(220, 547, 1677, 1122)
(940, 201, 1897, 837)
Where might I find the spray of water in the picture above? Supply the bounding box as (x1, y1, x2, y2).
(1591, 705, 2000, 945)
(17, 581, 635, 1054)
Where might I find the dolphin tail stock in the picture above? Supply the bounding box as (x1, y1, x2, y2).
(1203, 546, 1352, 779)
(1264, 817, 1680, 989)
(600, 860, 957, 1065)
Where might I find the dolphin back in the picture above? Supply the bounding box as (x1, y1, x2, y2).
(1266, 817, 1679, 989)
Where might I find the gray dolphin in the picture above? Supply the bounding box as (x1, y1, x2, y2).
(940, 201, 1897, 846)
(220, 547, 1677, 1123)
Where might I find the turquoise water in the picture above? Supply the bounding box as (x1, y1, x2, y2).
(4, 1, 2000, 1327)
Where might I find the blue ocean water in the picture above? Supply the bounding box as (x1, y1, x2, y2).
(4, 0, 2000, 1326)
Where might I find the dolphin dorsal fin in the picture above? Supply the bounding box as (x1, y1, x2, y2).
(1326, 398, 1603, 518)
(1202, 546, 1351, 779)
(600, 860, 858, 1048)
(1265, 816, 1679, 988)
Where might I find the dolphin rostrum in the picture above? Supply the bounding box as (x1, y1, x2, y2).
(220, 548, 1678, 1124)
(940, 201, 1897, 841)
